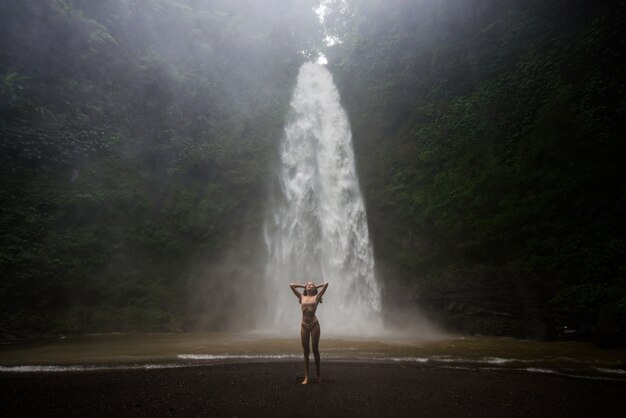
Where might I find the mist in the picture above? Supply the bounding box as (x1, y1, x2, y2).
(0, 0, 324, 335)
(2, 0, 625, 348)
(3, 2, 626, 415)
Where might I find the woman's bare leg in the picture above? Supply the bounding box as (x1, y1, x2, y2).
(300, 325, 310, 384)
(311, 323, 321, 382)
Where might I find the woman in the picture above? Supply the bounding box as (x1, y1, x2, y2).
(289, 280, 329, 384)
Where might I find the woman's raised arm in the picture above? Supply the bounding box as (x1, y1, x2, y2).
(289, 283, 304, 302)
(316, 282, 329, 302)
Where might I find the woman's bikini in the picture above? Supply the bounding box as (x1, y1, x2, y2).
(301, 317, 318, 332)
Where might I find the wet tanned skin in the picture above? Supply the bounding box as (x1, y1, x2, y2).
(289, 281, 328, 384)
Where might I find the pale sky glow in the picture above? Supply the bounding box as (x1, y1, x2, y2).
(314, 1, 341, 64)
(314, 2, 327, 23)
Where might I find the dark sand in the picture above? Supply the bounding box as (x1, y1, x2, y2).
(2, 361, 625, 417)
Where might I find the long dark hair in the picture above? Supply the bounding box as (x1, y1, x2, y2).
(303, 281, 317, 296)
(303, 281, 322, 302)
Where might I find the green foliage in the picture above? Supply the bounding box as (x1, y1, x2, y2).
(0, 0, 322, 335)
(2, 0, 624, 343)
(328, 0, 626, 341)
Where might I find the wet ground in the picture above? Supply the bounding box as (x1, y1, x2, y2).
(2, 361, 625, 417)
(1, 332, 625, 380)
(2, 333, 625, 416)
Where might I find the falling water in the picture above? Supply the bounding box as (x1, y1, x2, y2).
(262, 63, 382, 336)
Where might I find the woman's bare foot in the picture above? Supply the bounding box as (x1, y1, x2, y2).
(301, 378, 309, 385)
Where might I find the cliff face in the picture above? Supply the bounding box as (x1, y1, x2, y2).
(327, 0, 626, 344)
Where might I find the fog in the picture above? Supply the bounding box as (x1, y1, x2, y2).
(0, 0, 457, 341)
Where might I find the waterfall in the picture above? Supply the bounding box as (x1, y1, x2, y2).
(262, 63, 382, 336)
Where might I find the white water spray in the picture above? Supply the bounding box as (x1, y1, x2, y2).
(262, 63, 382, 336)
